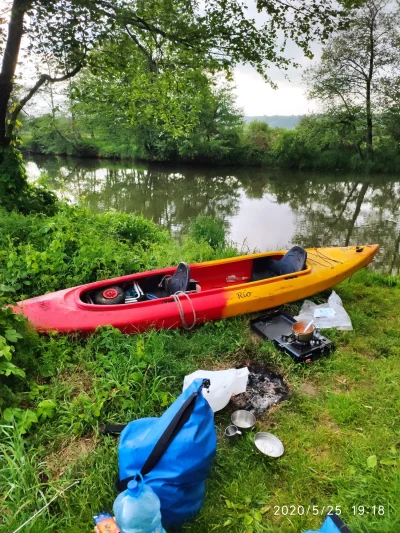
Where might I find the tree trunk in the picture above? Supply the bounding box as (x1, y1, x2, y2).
(366, 9, 375, 161)
(345, 183, 369, 246)
(0, 0, 27, 147)
(366, 81, 373, 159)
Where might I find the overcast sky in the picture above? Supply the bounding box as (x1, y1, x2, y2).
(231, 1, 321, 116)
(233, 60, 319, 116)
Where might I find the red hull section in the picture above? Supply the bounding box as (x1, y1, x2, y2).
(12, 265, 229, 334)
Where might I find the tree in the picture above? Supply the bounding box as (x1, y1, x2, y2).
(304, 0, 400, 161)
(0, 0, 347, 149)
(69, 35, 245, 162)
(380, 75, 400, 146)
(241, 121, 274, 165)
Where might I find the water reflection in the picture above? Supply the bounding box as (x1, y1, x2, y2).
(267, 177, 400, 273)
(26, 155, 400, 273)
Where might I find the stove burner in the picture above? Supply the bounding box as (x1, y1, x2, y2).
(277, 331, 333, 360)
(281, 333, 323, 347)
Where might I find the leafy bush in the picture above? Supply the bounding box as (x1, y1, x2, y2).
(0, 306, 41, 419)
(0, 206, 168, 299)
(0, 147, 58, 215)
(241, 121, 274, 165)
(188, 215, 227, 250)
(0, 147, 28, 212)
(0, 308, 25, 382)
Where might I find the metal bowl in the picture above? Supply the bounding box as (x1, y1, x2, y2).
(254, 432, 284, 458)
(231, 410, 256, 430)
(292, 321, 315, 343)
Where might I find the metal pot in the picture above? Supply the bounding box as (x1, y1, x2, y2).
(292, 321, 315, 342)
(231, 410, 256, 431)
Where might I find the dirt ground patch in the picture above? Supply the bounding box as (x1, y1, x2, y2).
(47, 435, 97, 479)
(231, 364, 289, 414)
(57, 367, 93, 397)
(300, 382, 319, 397)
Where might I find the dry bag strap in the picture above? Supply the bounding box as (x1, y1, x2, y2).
(328, 513, 352, 533)
(101, 423, 127, 435)
(117, 379, 210, 491)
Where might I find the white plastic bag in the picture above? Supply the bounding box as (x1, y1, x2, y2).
(182, 367, 249, 412)
(294, 290, 353, 331)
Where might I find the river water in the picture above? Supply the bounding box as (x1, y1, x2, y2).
(26, 155, 400, 274)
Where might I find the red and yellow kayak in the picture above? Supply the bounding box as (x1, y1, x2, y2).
(13, 245, 378, 334)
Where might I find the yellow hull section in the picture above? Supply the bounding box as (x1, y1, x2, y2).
(221, 245, 379, 318)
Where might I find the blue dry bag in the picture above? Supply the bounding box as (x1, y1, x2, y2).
(304, 513, 352, 533)
(116, 378, 216, 528)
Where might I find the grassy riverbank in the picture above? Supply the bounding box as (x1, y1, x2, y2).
(1, 207, 399, 532)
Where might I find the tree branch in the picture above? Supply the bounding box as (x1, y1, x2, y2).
(93, 0, 199, 49)
(8, 63, 84, 129)
(345, 58, 368, 79)
(124, 25, 158, 72)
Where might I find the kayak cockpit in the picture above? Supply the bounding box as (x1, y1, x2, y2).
(80, 273, 179, 305)
(251, 246, 307, 281)
(78, 247, 308, 306)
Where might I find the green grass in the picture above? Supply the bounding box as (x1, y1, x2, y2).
(0, 269, 399, 532)
(0, 203, 399, 533)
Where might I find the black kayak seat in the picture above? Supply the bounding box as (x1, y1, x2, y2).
(251, 246, 307, 282)
(167, 262, 191, 295)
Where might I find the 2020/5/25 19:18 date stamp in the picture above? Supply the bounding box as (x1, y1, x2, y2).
(273, 505, 386, 516)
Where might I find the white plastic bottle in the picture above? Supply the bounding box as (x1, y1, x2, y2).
(113, 477, 166, 533)
(183, 367, 249, 411)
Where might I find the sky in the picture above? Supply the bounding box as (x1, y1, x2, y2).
(230, 1, 322, 116)
(233, 61, 319, 116)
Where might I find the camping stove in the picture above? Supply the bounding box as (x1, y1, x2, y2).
(250, 310, 335, 363)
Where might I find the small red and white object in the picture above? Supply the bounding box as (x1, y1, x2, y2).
(93, 512, 120, 533)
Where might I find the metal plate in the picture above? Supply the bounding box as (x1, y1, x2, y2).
(254, 432, 284, 457)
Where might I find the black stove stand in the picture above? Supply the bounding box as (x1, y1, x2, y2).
(250, 310, 335, 363)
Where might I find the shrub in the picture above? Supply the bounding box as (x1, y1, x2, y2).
(0, 306, 40, 413)
(0, 206, 168, 299)
(188, 215, 227, 250)
(0, 147, 58, 215)
(241, 121, 274, 165)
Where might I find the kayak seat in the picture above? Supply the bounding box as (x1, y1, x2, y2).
(166, 262, 191, 295)
(251, 246, 307, 281)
